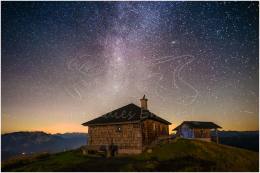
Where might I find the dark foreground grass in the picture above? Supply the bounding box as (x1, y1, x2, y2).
(2, 138, 259, 172)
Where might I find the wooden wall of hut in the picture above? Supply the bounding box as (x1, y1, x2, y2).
(141, 119, 169, 146)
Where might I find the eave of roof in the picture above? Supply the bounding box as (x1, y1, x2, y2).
(173, 121, 221, 130)
(82, 120, 141, 126)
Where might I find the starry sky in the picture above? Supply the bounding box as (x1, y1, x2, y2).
(2, 1, 259, 134)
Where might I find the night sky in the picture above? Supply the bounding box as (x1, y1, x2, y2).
(2, 1, 259, 133)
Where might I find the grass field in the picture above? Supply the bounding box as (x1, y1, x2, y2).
(2, 138, 259, 172)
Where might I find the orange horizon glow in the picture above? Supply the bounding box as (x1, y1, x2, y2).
(2, 120, 259, 135)
(2, 99, 259, 135)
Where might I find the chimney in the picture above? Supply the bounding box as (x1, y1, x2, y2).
(140, 95, 148, 110)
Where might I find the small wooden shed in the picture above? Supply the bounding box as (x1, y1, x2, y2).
(173, 121, 221, 142)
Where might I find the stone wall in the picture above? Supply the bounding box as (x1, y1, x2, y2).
(88, 123, 142, 154)
(88, 120, 169, 154)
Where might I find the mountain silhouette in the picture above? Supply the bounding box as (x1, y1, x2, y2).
(2, 131, 88, 161)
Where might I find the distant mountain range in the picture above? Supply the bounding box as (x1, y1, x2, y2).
(1, 131, 88, 161)
(1, 130, 258, 161)
(211, 130, 259, 152)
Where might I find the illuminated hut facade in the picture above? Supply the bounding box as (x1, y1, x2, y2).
(82, 95, 171, 154)
(173, 121, 221, 142)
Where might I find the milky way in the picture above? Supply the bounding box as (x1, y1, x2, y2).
(2, 2, 259, 133)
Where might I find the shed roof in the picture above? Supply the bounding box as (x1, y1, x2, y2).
(173, 121, 221, 130)
(82, 103, 171, 126)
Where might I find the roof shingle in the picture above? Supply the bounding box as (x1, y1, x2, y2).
(82, 103, 171, 126)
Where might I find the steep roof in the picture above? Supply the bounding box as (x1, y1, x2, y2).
(82, 103, 171, 126)
(173, 121, 221, 130)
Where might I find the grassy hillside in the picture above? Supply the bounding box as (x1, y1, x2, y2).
(2, 138, 259, 172)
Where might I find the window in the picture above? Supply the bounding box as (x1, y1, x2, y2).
(116, 126, 122, 132)
(153, 123, 156, 131)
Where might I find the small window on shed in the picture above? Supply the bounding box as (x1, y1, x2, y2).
(116, 126, 122, 132)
